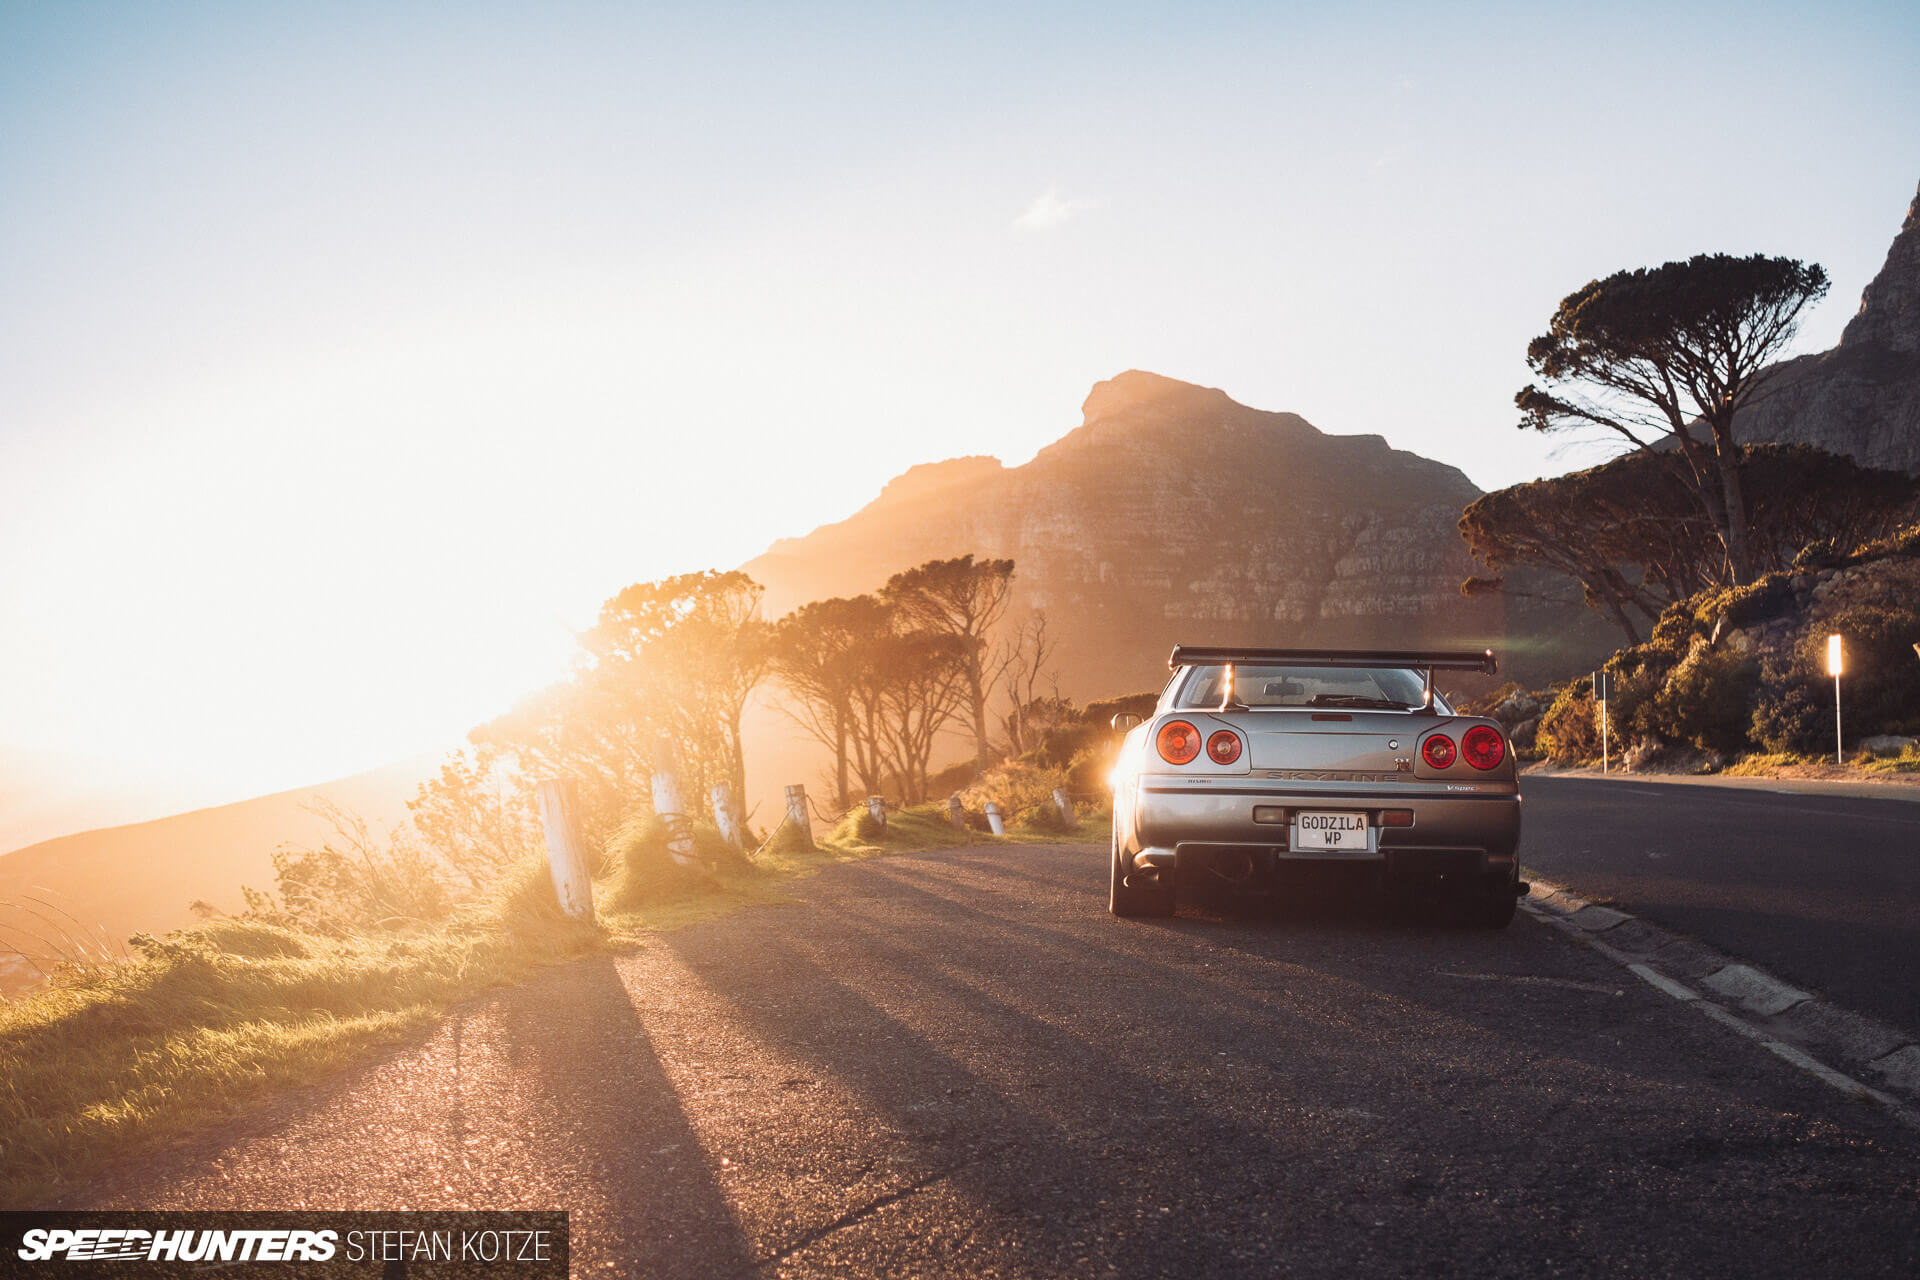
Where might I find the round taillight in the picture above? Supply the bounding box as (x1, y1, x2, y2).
(1206, 730, 1242, 765)
(1462, 724, 1506, 771)
(1421, 734, 1456, 769)
(1157, 720, 1201, 765)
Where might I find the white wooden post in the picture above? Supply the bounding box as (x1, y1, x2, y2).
(536, 779, 594, 920)
(710, 781, 744, 849)
(650, 736, 699, 867)
(984, 801, 1005, 835)
(867, 795, 888, 829)
(1053, 788, 1076, 826)
(784, 784, 814, 850)
(948, 795, 967, 828)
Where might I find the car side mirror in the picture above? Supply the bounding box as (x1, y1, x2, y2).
(1111, 713, 1143, 732)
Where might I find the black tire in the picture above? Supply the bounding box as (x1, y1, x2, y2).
(1109, 825, 1174, 918)
(1464, 871, 1519, 929)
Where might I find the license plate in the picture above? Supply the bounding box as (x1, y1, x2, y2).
(1292, 810, 1369, 852)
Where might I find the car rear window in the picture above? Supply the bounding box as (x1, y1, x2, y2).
(1172, 664, 1444, 712)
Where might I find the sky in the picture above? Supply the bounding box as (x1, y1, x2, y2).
(2, 0, 1917, 840)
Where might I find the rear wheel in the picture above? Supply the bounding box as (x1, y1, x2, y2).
(1109, 825, 1174, 918)
(1463, 870, 1519, 929)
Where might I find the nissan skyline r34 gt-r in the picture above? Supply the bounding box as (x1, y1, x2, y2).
(1108, 646, 1526, 927)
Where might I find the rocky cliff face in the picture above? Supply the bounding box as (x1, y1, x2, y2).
(1734, 180, 1920, 472)
(745, 372, 1608, 694)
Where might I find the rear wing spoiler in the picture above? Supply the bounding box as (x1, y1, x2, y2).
(1168, 645, 1497, 675)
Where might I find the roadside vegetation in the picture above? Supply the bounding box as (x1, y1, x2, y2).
(1460, 524, 1920, 775)
(0, 792, 1107, 1208)
(1458, 248, 1919, 777)
(1, 549, 1128, 1207)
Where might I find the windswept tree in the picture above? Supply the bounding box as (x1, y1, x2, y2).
(770, 595, 893, 809)
(883, 555, 1015, 769)
(476, 571, 768, 838)
(1461, 445, 1918, 644)
(872, 630, 973, 803)
(995, 612, 1063, 758)
(581, 570, 769, 803)
(472, 675, 654, 848)
(773, 589, 980, 806)
(1517, 253, 1829, 585)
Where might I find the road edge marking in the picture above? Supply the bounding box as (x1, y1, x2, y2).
(1521, 879, 1920, 1130)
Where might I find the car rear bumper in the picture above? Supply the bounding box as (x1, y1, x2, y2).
(1130, 785, 1520, 875)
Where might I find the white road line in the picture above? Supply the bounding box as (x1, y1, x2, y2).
(1520, 896, 1920, 1130)
(1760, 1038, 1903, 1106)
(1627, 964, 1698, 1003)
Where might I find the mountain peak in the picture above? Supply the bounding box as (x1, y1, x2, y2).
(1080, 370, 1230, 424)
(1841, 179, 1920, 354)
(865, 455, 1004, 512)
(1730, 179, 1920, 473)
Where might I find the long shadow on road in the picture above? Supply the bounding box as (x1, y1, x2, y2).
(494, 955, 758, 1279)
(654, 846, 1920, 1278)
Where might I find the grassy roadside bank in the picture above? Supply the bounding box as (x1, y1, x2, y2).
(1524, 745, 1920, 788)
(0, 808, 1107, 1207)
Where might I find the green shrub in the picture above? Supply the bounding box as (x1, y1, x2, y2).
(820, 804, 976, 852)
(852, 806, 887, 841)
(1595, 647, 1668, 743)
(1648, 604, 1697, 653)
(1536, 681, 1599, 763)
(1751, 653, 1825, 753)
(762, 819, 819, 856)
(1649, 641, 1759, 754)
(240, 809, 452, 935)
(1746, 603, 1920, 751)
(497, 857, 589, 933)
(1794, 538, 1842, 570)
(1847, 518, 1920, 563)
(962, 759, 1069, 821)
(606, 816, 749, 911)
(1712, 572, 1796, 630)
(1014, 797, 1075, 835)
(1824, 604, 1920, 738)
(196, 920, 311, 959)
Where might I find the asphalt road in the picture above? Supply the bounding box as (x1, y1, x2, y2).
(1521, 775, 1920, 1034)
(75, 842, 1920, 1277)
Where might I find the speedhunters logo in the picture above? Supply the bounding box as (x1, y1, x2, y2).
(19, 1228, 337, 1262)
(2, 1212, 566, 1277)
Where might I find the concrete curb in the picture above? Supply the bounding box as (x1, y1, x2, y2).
(1524, 768, 1920, 804)
(1521, 876, 1920, 1125)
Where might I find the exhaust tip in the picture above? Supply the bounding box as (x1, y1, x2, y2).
(1515, 881, 1532, 898)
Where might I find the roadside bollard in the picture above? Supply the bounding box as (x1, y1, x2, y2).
(536, 779, 594, 920)
(985, 801, 1005, 835)
(867, 795, 888, 829)
(711, 781, 744, 849)
(1053, 788, 1076, 826)
(785, 784, 815, 850)
(948, 795, 967, 828)
(651, 736, 699, 867)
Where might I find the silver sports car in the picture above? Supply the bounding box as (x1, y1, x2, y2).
(1108, 645, 1525, 927)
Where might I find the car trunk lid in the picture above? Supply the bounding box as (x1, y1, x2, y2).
(1232, 710, 1418, 772)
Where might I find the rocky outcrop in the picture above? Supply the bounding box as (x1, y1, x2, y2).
(744, 371, 1610, 693)
(1734, 181, 1920, 473)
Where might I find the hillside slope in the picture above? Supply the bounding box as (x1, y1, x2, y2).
(746, 370, 1606, 694)
(0, 760, 428, 993)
